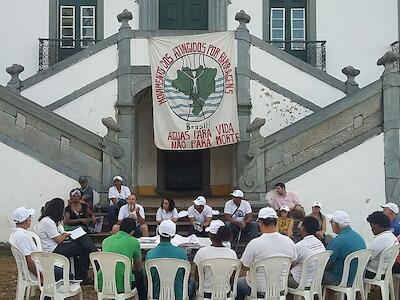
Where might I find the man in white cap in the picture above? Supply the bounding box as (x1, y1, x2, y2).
(188, 196, 213, 237)
(236, 207, 296, 300)
(145, 220, 188, 300)
(224, 189, 259, 242)
(381, 202, 400, 236)
(107, 175, 131, 229)
(323, 211, 365, 290)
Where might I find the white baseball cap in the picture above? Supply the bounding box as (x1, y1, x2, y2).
(113, 175, 123, 182)
(312, 202, 322, 208)
(205, 220, 225, 234)
(193, 196, 206, 206)
(231, 189, 244, 198)
(279, 205, 290, 212)
(381, 203, 399, 214)
(159, 220, 176, 237)
(13, 207, 35, 224)
(327, 210, 351, 225)
(257, 207, 278, 220)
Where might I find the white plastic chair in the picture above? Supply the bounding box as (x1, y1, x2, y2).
(364, 243, 400, 300)
(31, 251, 83, 300)
(288, 250, 333, 300)
(10, 245, 39, 300)
(90, 252, 138, 300)
(196, 257, 242, 300)
(323, 249, 373, 300)
(245, 256, 292, 300)
(145, 258, 191, 300)
(30, 231, 42, 250)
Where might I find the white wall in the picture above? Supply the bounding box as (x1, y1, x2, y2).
(251, 46, 346, 107)
(227, 0, 263, 37)
(21, 45, 118, 106)
(0, 0, 48, 86)
(0, 142, 79, 243)
(266, 134, 385, 242)
(104, 0, 139, 37)
(317, 0, 398, 87)
(54, 80, 117, 136)
(250, 80, 313, 137)
(131, 39, 150, 65)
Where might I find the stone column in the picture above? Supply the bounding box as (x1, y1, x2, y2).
(6, 64, 24, 94)
(342, 65, 360, 95)
(116, 9, 134, 189)
(379, 51, 400, 206)
(235, 11, 252, 187)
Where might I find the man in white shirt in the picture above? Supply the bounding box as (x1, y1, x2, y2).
(107, 175, 131, 228)
(188, 196, 213, 237)
(224, 189, 258, 242)
(365, 211, 398, 279)
(236, 207, 297, 300)
(289, 216, 325, 289)
(117, 194, 149, 237)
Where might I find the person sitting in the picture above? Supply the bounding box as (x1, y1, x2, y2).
(36, 198, 97, 284)
(224, 189, 258, 242)
(193, 220, 237, 298)
(188, 196, 213, 237)
(288, 216, 325, 289)
(107, 176, 131, 227)
(116, 194, 148, 237)
(308, 202, 326, 244)
(64, 189, 96, 232)
(365, 211, 398, 279)
(145, 220, 188, 300)
(156, 198, 178, 224)
(78, 175, 94, 210)
(277, 205, 294, 238)
(269, 182, 302, 212)
(394, 234, 400, 274)
(100, 218, 146, 300)
(236, 207, 297, 300)
(381, 202, 400, 236)
(323, 210, 366, 298)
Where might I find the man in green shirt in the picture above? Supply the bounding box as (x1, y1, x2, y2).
(100, 218, 146, 300)
(146, 219, 188, 300)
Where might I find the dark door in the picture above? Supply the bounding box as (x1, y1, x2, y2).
(58, 0, 97, 62)
(159, 0, 208, 30)
(270, 0, 307, 62)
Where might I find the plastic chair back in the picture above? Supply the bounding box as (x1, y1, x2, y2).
(248, 256, 292, 299)
(338, 249, 373, 288)
(296, 250, 332, 291)
(145, 258, 191, 300)
(30, 231, 42, 250)
(11, 244, 38, 284)
(371, 243, 400, 280)
(90, 252, 136, 298)
(196, 257, 241, 299)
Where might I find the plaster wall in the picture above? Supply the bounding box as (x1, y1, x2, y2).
(316, 0, 398, 87)
(54, 80, 117, 136)
(21, 45, 118, 106)
(131, 39, 150, 65)
(250, 80, 313, 137)
(104, 0, 139, 37)
(227, 0, 263, 37)
(266, 134, 385, 241)
(0, 142, 79, 242)
(251, 46, 345, 107)
(0, 0, 48, 86)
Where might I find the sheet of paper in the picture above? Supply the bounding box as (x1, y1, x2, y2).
(68, 227, 87, 240)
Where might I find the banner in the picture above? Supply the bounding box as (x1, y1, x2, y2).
(149, 32, 240, 150)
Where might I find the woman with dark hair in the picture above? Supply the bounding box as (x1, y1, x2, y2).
(37, 198, 97, 283)
(156, 198, 178, 224)
(308, 202, 326, 244)
(64, 189, 96, 232)
(192, 220, 237, 298)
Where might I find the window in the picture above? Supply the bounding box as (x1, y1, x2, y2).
(270, 8, 285, 49)
(291, 8, 305, 50)
(80, 6, 96, 48)
(60, 6, 75, 48)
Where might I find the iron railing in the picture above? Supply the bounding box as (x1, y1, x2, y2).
(39, 38, 99, 71)
(266, 40, 326, 71)
(391, 40, 399, 72)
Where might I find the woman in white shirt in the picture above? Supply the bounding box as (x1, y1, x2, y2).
(156, 198, 178, 224)
(37, 198, 97, 284)
(192, 220, 238, 298)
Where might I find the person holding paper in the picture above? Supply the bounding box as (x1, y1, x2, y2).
(37, 198, 97, 284)
(188, 196, 212, 237)
(64, 188, 96, 232)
